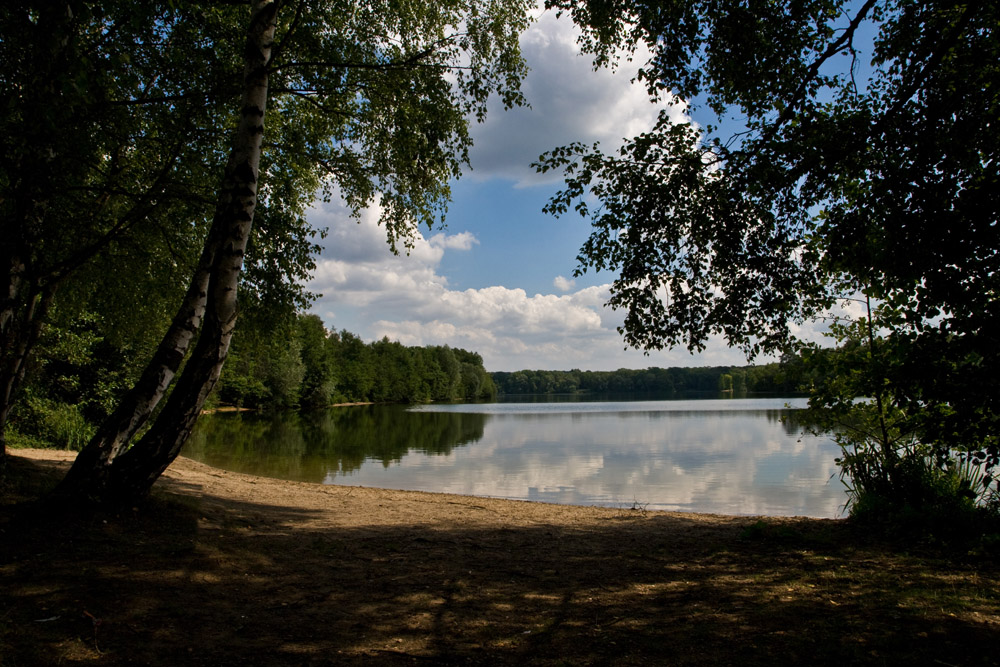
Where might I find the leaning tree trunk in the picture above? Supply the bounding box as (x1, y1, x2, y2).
(0, 2, 78, 475)
(0, 261, 54, 475)
(56, 0, 279, 504)
(57, 227, 219, 493)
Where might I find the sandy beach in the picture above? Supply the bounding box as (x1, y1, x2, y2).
(3, 448, 998, 665)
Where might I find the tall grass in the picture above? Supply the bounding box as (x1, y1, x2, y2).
(838, 434, 999, 541)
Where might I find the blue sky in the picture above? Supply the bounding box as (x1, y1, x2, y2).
(304, 7, 843, 372)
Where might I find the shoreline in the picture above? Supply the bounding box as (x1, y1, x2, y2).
(201, 401, 376, 415)
(8, 448, 833, 523)
(8, 447, 765, 526)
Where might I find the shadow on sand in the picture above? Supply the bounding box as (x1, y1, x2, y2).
(2, 454, 998, 666)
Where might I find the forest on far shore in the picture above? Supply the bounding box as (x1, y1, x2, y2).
(220, 315, 812, 409)
(491, 360, 806, 397)
(216, 314, 498, 410)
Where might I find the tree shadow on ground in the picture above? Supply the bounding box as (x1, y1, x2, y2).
(2, 455, 998, 666)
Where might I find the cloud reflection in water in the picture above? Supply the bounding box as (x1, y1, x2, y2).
(187, 399, 845, 518)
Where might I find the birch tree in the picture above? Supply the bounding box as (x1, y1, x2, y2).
(3, 0, 531, 503)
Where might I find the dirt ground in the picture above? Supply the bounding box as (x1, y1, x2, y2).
(2, 448, 999, 666)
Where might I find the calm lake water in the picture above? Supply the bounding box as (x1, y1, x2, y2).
(185, 397, 847, 518)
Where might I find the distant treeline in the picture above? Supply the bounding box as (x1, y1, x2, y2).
(221, 313, 812, 409)
(491, 359, 809, 396)
(218, 314, 496, 410)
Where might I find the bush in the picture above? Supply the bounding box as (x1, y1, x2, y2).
(217, 374, 270, 409)
(9, 395, 95, 450)
(842, 444, 999, 542)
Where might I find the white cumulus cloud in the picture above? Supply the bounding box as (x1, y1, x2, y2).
(429, 231, 479, 251)
(306, 198, 756, 371)
(553, 275, 575, 292)
(463, 8, 681, 186)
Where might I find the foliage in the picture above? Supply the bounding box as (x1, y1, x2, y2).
(7, 395, 94, 451)
(541, 0, 1000, 535)
(0, 1, 314, 459)
(6, 309, 134, 449)
(296, 312, 336, 409)
(800, 303, 1000, 538)
(14, 309, 498, 448)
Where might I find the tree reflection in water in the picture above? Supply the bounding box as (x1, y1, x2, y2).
(186, 406, 488, 483)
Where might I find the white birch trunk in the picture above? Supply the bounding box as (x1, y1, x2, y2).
(59, 0, 279, 502)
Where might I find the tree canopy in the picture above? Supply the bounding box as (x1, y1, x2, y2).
(537, 0, 1000, 484)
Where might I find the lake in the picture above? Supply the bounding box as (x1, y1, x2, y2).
(185, 396, 848, 518)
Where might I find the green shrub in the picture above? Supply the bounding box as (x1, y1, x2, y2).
(9, 395, 95, 450)
(217, 374, 270, 409)
(842, 445, 999, 542)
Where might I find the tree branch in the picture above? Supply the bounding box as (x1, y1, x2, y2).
(757, 0, 879, 146)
